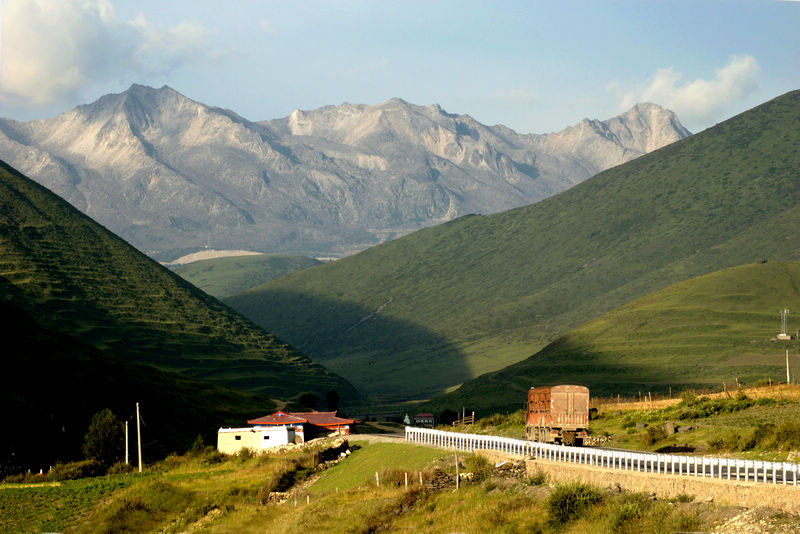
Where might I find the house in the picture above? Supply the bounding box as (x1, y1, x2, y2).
(216, 410, 355, 455)
(247, 411, 354, 442)
(414, 413, 435, 428)
(217, 425, 296, 454)
(245, 411, 309, 442)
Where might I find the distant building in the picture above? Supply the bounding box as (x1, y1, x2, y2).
(414, 413, 435, 428)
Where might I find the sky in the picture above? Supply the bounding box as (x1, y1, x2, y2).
(1, 0, 799, 134)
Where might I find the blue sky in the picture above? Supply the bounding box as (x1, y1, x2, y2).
(2, 0, 798, 133)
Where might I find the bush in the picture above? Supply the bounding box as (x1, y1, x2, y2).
(771, 421, 800, 450)
(48, 459, 104, 481)
(546, 482, 603, 525)
(108, 461, 135, 475)
(462, 454, 492, 482)
(643, 426, 666, 446)
(202, 448, 226, 466)
(526, 469, 547, 486)
(606, 493, 650, 531)
(233, 447, 255, 462)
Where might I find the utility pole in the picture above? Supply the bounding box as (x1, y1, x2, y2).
(787, 350, 792, 384)
(136, 402, 143, 473)
(125, 421, 129, 465)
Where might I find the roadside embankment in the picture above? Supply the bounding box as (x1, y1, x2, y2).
(474, 449, 800, 514)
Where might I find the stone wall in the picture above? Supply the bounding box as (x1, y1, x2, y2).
(525, 458, 800, 514)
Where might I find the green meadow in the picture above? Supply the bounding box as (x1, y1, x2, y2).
(173, 254, 321, 299)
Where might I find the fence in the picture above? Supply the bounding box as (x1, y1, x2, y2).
(404, 426, 800, 486)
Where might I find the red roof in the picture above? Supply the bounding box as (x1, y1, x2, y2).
(247, 411, 354, 427)
(290, 412, 354, 427)
(248, 411, 307, 425)
(415, 413, 434, 418)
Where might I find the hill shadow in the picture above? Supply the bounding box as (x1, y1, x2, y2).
(0, 299, 272, 473)
(424, 336, 762, 416)
(226, 288, 469, 404)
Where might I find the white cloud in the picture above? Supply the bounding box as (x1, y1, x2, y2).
(618, 55, 760, 127)
(0, 0, 209, 107)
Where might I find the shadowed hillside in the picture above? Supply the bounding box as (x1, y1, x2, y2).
(0, 297, 272, 472)
(0, 160, 357, 402)
(430, 261, 800, 414)
(227, 89, 800, 401)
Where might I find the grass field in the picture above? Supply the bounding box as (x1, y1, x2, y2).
(0, 440, 725, 533)
(173, 254, 321, 299)
(0, 474, 140, 533)
(310, 441, 451, 494)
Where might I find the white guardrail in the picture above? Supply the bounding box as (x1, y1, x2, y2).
(404, 426, 800, 486)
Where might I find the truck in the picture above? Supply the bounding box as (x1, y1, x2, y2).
(525, 384, 589, 446)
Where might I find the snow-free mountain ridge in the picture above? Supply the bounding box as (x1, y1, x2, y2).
(0, 85, 690, 260)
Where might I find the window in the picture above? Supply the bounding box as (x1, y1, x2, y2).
(263, 435, 270, 440)
(234, 436, 241, 441)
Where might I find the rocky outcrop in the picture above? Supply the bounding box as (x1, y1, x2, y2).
(0, 85, 690, 260)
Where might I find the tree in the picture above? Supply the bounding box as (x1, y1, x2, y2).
(82, 409, 123, 467)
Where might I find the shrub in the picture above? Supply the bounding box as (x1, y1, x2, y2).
(202, 448, 226, 465)
(771, 421, 800, 450)
(526, 469, 547, 486)
(462, 454, 492, 482)
(107, 461, 135, 475)
(48, 459, 104, 481)
(679, 390, 697, 406)
(233, 447, 255, 462)
(546, 482, 603, 525)
(643, 426, 666, 446)
(606, 493, 649, 531)
(189, 434, 206, 456)
(708, 432, 741, 452)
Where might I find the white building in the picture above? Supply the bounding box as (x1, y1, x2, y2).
(217, 425, 296, 454)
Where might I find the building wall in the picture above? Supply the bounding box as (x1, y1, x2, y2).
(217, 426, 295, 454)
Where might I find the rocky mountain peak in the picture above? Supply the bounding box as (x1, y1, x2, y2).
(0, 85, 691, 260)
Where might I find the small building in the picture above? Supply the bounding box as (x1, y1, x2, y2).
(414, 413, 435, 428)
(246, 411, 309, 442)
(217, 425, 296, 454)
(289, 412, 353, 439)
(247, 411, 354, 442)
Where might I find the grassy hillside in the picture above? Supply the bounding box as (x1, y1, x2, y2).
(226, 89, 800, 401)
(173, 254, 321, 299)
(1, 442, 717, 533)
(0, 160, 356, 401)
(0, 298, 273, 472)
(430, 261, 800, 414)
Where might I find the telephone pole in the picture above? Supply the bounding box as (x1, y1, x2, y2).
(125, 421, 129, 465)
(136, 402, 143, 473)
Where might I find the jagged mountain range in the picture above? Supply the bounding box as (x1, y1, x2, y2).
(0, 84, 690, 260)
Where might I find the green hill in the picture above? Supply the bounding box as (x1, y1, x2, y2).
(0, 297, 272, 472)
(429, 261, 800, 414)
(0, 160, 356, 400)
(226, 89, 800, 402)
(172, 254, 322, 299)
